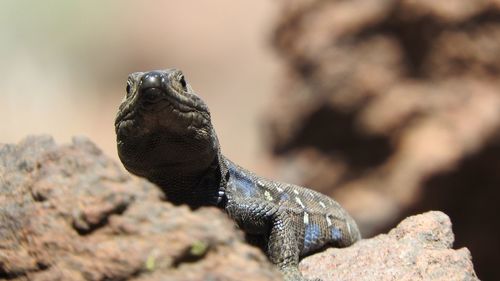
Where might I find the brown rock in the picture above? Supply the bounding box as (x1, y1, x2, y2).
(299, 211, 478, 281)
(0, 136, 280, 281)
(0, 137, 481, 280)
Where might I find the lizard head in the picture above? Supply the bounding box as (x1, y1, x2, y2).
(115, 69, 212, 138)
(115, 69, 219, 180)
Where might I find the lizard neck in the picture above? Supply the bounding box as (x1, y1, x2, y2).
(149, 153, 229, 208)
(117, 130, 228, 208)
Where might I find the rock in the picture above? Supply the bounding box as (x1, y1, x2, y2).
(0, 136, 280, 281)
(299, 211, 479, 281)
(0, 137, 480, 281)
(268, 1, 500, 279)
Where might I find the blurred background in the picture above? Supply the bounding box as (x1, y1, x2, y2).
(0, 0, 280, 177)
(2, 1, 500, 280)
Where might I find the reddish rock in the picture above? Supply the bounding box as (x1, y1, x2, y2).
(0, 137, 479, 280)
(0, 136, 280, 281)
(300, 211, 478, 281)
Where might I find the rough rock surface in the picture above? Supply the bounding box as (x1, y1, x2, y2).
(0, 137, 479, 281)
(300, 211, 478, 281)
(0, 136, 280, 281)
(0, 137, 475, 281)
(268, 1, 500, 279)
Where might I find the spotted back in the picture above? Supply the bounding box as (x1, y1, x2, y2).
(225, 159, 360, 255)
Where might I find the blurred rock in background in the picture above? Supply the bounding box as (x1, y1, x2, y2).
(267, 0, 500, 280)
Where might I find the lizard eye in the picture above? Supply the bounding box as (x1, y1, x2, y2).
(126, 81, 132, 97)
(179, 74, 187, 90)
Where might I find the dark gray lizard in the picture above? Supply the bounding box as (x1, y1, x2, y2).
(115, 69, 361, 281)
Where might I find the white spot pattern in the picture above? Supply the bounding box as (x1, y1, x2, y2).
(303, 212, 309, 224)
(326, 215, 332, 226)
(295, 197, 305, 208)
(319, 201, 326, 208)
(264, 190, 274, 201)
(272, 182, 284, 192)
(293, 190, 299, 195)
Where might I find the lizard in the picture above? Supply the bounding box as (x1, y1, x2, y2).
(115, 69, 361, 281)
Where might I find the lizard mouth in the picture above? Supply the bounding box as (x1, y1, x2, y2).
(115, 89, 210, 139)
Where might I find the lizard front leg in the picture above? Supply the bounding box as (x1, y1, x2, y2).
(268, 212, 321, 281)
(225, 196, 319, 281)
(225, 197, 277, 234)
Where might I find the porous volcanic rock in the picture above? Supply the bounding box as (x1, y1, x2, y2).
(300, 211, 478, 281)
(0, 137, 478, 280)
(268, 1, 500, 279)
(0, 136, 280, 281)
